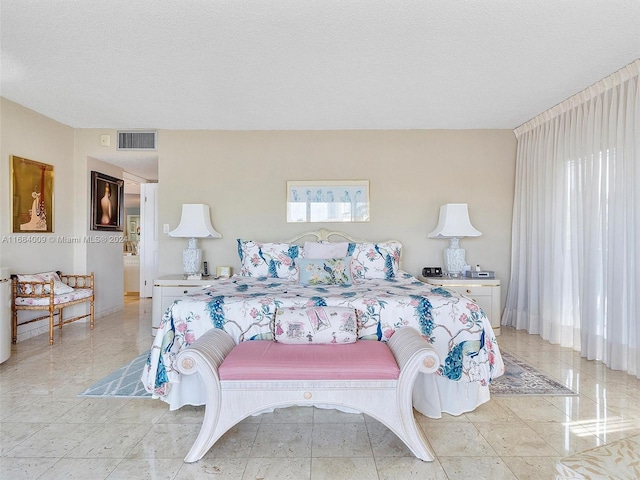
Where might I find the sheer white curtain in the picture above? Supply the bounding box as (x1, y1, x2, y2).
(503, 59, 640, 378)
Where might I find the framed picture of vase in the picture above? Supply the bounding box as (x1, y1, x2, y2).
(11, 155, 55, 233)
(90, 171, 124, 231)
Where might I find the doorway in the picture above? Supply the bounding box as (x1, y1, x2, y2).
(123, 174, 141, 295)
(93, 156, 158, 298)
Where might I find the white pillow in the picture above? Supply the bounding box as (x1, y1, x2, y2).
(303, 241, 349, 259)
(16, 272, 76, 295)
(16, 271, 61, 295)
(53, 281, 75, 295)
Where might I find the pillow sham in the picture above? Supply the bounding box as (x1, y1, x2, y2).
(53, 281, 75, 295)
(273, 306, 358, 344)
(348, 242, 402, 280)
(237, 240, 301, 280)
(297, 256, 353, 286)
(302, 241, 349, 259)
(16, 271, 66, 295)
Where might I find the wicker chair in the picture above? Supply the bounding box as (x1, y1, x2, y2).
(11, 271, 94, 345)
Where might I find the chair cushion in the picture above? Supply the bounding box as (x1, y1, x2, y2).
(218, 339, 399, 381)
(14, 288, 93, 306)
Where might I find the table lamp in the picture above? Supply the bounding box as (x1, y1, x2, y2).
(428, 203, 481, 277)
(169, 204, 222, 276)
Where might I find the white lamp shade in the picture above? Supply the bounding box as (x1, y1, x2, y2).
(428, 204, 481, 238)
(169, 204, 222, 238)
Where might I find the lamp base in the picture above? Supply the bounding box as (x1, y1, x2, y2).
(443, 237, 466, 277)
(183, 237, 202, 275)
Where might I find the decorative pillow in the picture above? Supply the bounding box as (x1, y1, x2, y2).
(53, 281, 75, 295)
(297, 257, 353, 286)
(16, 271, 62, 295)
(348, 242, 402, 280)
(303, 241, 349, 259)
(237, 240, 301, 280)
(273, 306, 358, 344)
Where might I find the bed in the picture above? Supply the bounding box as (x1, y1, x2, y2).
(141, 229, 504, 419)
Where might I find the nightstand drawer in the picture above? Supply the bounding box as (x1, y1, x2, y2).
(151, 276, 216, 336)
(454, 285, 492, 297)
(160, 285, 209, 297)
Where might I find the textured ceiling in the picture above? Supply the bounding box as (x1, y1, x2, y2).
(1, 1, 639, 133)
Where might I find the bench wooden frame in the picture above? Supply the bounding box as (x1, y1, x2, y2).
(175, 326, 440, 463)
(11, 272, 94, 345)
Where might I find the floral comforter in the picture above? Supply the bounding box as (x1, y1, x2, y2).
(141, 272, 504, 412)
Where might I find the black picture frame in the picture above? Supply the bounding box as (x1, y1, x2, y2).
(91, 171, 124, 231)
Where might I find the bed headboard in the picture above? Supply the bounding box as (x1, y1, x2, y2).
(283, 228, 403, 269)
(284, 228, 369, 244)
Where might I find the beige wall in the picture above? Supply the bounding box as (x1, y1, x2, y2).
(86, 157, 126, 316)
(73, 130, 131, 317)
(0, 98, 86, 340)
(0, 102, 128, 340)
(154, 129, 517, 308)
(0, 98, 75, 272)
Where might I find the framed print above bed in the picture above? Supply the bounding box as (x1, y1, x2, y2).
(91, 171, 124, 231)
(11, 155, 54, 233)
(286, 180, 370, 223)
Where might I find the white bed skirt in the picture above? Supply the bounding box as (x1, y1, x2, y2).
(161, 372, 490, 418)
(413, 374, 490, 418)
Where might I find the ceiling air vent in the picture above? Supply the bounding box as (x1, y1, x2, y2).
(117, 130, 157, 150)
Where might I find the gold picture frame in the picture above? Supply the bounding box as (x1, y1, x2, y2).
(11, 155, 54, 233)
(286, 180, 370, 223)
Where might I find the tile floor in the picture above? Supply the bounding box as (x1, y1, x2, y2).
(2, 298, 640, 479)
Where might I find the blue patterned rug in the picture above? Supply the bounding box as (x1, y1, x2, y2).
(80, 349, 575, 398)
(79, 351, 152, 398)
(490, 351, 577, 396)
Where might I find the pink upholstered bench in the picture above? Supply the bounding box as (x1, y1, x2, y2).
(219, 340, 400, 380)
(176, 327, 440, 463)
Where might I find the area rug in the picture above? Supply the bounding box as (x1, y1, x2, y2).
(82, 349, 576, 398)
(490, 351, 577, 396)
(79, 351, 152, 398)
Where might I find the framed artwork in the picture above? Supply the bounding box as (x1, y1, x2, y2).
(11, 155, 54, 233)
(127, 214, 140, 242)
(91, 171, 124, 231)
(286, 180, 370, 223)
(216, 266, 232, 278)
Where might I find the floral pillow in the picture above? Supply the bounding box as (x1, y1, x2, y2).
(237, 240, 301, 280)
(297, 257, 353, 286)
(273, 306, 358, 344)
(347, 242, 402, 280)
(16, 271, 73, 295)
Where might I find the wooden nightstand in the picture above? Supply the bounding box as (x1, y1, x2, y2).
(151, 275, 216, 336)
(421, 277, 501, 335)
